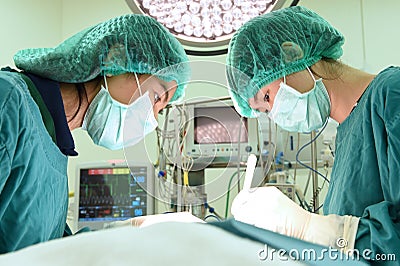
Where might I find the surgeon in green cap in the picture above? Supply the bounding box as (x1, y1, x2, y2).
(0, 14, 190, 253)
(228, 6, 400, 263)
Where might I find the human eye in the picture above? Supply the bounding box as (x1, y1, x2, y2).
(263, 92, 270, 102)
(157, 84, 169, 104)
(154, 92, 161, 103)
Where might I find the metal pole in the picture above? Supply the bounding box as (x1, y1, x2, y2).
(174, 110, 182, 212)
(310, 131, 319, 213)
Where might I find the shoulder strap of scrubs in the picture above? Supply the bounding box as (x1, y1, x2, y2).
(4, 68, 58, 144)
(1, 67, 57, 143)
(20, 73, 57, 144)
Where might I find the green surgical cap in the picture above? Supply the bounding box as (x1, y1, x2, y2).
(226, 6, 344, 117)
(14, 14, 190, 103)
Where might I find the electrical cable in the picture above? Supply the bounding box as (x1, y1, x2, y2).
(295, 191, 306, 210)
(294, 123, 331, 212)
(295, 122, 330, 183)
(257, 119, 264, 174)
(313, 169, 329, 213)
(204, 214, 221, 222)
(155, 105, 191, 210)
(293, 132, 300, 183)
(204, 203, 223, 221)
(236, 116, 243, 193)
(224, 170, 245, 219)
(315, 204, 324, 213)
(328, 144, 335, 158)
(263, 142, 276, 176)
(261, 117, 276, 178)
(303, 169, 312, 198)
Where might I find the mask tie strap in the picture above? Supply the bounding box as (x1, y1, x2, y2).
(134, 73, 143, 96)
(307, 67, 316, 83)
(103, 75, 109, 91)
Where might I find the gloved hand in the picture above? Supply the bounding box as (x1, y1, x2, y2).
(231, 186, 360, 251)
(103, 212, 205, 229)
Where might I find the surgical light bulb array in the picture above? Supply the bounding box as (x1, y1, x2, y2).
(137, 0, 276, 41)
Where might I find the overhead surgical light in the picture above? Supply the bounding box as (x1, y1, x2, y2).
(126, 0, 291, 55)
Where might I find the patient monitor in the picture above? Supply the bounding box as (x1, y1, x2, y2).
(73, 161, 154, 231)
(183, 100, 259, 165)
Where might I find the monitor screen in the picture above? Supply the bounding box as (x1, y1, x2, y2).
(78, 166, 150, 223)
(194, 106, 248, 144)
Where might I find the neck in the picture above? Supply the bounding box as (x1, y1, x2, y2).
(322, 65, 375, 123)
(60, 79, 101, 131)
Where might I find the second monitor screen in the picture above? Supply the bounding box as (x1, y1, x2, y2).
(194, 106, 248, 144)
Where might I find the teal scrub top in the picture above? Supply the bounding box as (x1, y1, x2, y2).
(324, 66, 400, 263)
(0, 71, 69, 253)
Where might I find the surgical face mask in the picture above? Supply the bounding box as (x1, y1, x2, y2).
(82, 74, 158, 150)
(268, 68, 331, 133)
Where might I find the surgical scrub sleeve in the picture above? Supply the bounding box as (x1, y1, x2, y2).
(0, 71, 68, 253)
(324, 67, 400, 260)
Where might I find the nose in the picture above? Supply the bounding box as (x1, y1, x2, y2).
(248, 97, 271, 113)
(152, 105, 160, 120)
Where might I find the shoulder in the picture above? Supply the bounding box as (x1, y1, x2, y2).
(0, 71, 28, 108)
(372, 66, 400, 93)
(371, 66, 400, 127)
